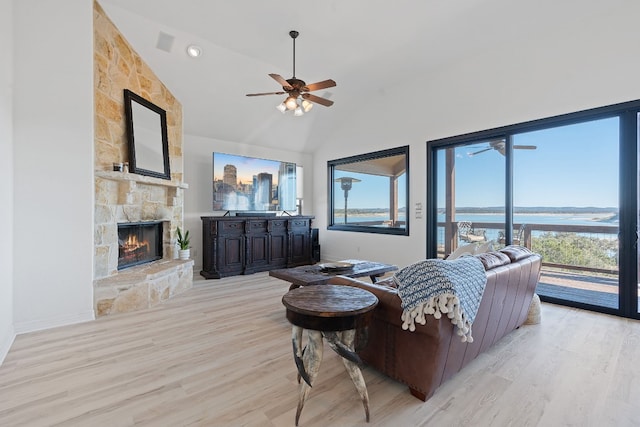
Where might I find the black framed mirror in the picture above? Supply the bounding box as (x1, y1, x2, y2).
(328, 146, 409, 235)
(124, 89, 171, 180)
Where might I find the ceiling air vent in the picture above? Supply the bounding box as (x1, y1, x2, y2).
(156, 31, 175, 53)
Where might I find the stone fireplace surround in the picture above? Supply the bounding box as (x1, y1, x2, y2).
(93, 171, 193, 317)
(93, 3, 193, 317)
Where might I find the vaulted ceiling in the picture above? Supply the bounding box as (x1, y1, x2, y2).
(98, 0, 618, 153)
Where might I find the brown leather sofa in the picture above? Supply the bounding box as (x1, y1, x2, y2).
(327, 246, 542, 401)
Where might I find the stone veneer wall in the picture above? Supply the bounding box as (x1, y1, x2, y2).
(93, 2, 192, 316)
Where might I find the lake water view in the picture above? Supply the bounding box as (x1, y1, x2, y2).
(344, 211, 617, 226)
(438, 211, 619, 243)
(342, 210, 619, 243)
(445, 212, 618, 226)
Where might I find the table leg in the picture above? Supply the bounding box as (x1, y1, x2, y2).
(369, 274, 382, 283)
(291, 326, 311, 386)
(339, 329, 370, 422)
(295, 329, 323, 426)
(323, 331, 362, 365)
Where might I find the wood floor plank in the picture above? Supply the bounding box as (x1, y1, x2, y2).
(1, 272, 640, 426)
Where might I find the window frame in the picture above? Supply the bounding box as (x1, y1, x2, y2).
(327, 145, 409, 236)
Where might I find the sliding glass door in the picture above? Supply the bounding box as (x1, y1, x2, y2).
(428, 101, 640, 319)
(512, 118, 620, 309)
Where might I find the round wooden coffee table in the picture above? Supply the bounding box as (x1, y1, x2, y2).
(282, 284, 378, 425)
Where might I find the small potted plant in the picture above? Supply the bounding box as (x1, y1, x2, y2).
(176, 226, 190, 260)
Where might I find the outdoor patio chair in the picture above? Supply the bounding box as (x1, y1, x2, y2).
(498, 223, 527, 245)
(457, 221, 486, 243)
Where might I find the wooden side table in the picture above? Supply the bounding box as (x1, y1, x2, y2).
(282, 285, 378, 425)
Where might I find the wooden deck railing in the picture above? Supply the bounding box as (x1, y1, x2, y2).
(438, 221, 619, 275)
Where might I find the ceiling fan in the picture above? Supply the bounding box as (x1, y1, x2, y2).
(468, 139, 537, 156)
(246, 30, 336, 115)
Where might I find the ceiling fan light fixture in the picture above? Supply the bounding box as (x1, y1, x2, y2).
(301, 99, 313, 112)
(285, 96, 298, 110)
(245, 30, 336, 115)
(294, 106, 304, 117)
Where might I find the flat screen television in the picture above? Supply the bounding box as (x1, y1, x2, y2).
(212, 152, 297, 213)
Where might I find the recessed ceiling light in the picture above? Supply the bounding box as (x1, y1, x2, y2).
(186, 45, 202, 58)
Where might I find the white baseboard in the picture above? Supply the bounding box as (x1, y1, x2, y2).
(0, 325, 16, 366)
(14, 310, 95, 335)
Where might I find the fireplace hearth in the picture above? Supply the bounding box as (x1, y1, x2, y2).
(118, 221, 163, 270)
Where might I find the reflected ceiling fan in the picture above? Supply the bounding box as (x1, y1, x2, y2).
(246, 30, 336, 116)
(468, 139, 537, 156)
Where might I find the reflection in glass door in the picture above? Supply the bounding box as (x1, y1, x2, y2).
(435, 142, 506, 259)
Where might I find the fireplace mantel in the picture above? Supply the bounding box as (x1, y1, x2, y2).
(96, 170, 188, 207)
(95, 170, 189, 189)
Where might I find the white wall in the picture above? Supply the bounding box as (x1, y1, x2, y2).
(0, 0, 15, 363)
(312, 3, 640, 269)
(311, 101, 428, 267)
(183, 133, 313, 270)
(12, 0, 95, 332)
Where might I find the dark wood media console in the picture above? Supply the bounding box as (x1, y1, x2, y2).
(200, 215, 315, 279)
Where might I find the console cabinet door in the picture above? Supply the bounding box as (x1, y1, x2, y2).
(245, 220, 269, 274)
(216, 220, 245, 277)
(269, 219, 288, 268)
(288, 218, 312, 266)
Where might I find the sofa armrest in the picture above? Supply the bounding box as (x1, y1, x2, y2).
(327, 276, 406, 328)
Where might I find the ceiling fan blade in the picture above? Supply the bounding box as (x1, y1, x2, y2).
(514, 145, 537, 150)
(269, 73, 293, 90)
(302, 79, 337, 92)
(246, 91, 286, 97)
(468, 147, 492, 156)
(302, 93, 334, 107)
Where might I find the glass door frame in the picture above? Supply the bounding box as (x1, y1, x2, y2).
(427, 100, 640, 319)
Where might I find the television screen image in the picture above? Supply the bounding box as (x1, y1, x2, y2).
(212, 152, 297, 212)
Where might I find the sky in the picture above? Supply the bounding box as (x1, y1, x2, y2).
(334, 170, 407, 210)
(438, 116, 619, 209)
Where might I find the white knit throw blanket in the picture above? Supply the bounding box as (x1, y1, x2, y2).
(394, 257, 487, 342)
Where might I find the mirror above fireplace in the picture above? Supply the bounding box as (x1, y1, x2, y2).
(124, 89, 171, 180)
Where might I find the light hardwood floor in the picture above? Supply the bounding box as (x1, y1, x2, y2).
(1, 272, 640, 426)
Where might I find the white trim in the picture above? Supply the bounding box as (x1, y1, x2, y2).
(13, 311, 95, 335)
(0, 325, 16, 366)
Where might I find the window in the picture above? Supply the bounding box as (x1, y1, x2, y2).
(328, 146, 409, 235)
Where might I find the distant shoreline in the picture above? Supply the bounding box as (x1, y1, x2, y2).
(452, 207, 618, 215)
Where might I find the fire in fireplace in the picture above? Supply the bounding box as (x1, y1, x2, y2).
(118, 221, 163, 270)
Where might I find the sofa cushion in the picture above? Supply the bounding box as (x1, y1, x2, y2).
(500, 245, 534, 262)
(475, 251, 511, 270)
(475, 240, 496, 254)
(446, 240, 496, 260)
(446, 243, 479, 260)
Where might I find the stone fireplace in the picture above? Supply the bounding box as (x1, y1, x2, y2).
(93, 171, 193, 317)
(92, 3, 193, 317)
